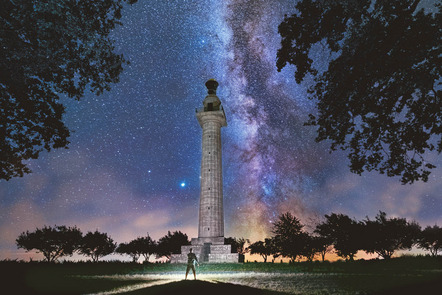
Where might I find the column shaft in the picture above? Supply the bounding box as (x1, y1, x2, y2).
(198, 117, 224, 239)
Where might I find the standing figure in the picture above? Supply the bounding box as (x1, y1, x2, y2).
(185, 248, 199, 280)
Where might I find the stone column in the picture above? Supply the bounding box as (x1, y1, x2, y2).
(170, 79, 239, 263)
(198, 115, 225, 241)
(195, 79, 227, 245)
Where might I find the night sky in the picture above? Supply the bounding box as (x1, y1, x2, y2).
(1, 0, 441, 261)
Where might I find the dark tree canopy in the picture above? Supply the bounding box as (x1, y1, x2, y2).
(79, 230, 117, 262)
(272, 212, 304, 240)
(277, 0, 441, 184)
(115, 235, 157, 263)
(225, 237, 250, 255)
(156, 231, 190, 259)
(418, 224, 442, 256)
(316, 213, 363, 261)
(16, 225, 82, 262)
(272, 212, 306, 262)
(0, 0, 137, 180)
(362, 211, 421, 259)
(309, 235, 332, 262)
(312, 224, 334, 262)
(248, 238, 273, 262)
(116, 241, 141, 263)
(133, 234, 157, 262)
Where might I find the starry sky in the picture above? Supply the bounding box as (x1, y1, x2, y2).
(1, 0, 441, 261)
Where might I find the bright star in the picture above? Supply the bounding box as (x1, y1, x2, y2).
(180, 182, 186, 188)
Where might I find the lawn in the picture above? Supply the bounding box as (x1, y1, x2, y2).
(1, 256, 441, 294)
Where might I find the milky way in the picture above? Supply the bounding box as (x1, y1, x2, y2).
(1, 0, 441, 260)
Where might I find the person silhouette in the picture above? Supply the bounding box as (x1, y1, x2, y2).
(185, 248, 199, 280)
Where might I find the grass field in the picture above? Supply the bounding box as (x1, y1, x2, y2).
(1, 256, 441, 294)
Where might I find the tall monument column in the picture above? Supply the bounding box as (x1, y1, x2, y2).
(196, 79, 227, 245)
(170, 79, 239, 263)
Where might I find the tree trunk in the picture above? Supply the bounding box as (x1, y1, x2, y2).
(44, 252, 51, 262)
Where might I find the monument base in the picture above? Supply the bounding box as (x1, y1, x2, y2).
(170, 240, 241, 263)
(191, 237, 225, 245)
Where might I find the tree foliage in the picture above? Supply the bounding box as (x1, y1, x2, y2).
(225, 237, 250, 255)
(0, 0, 137, 180)
(133, 234, 157, 262)
(312, 234, 333, 262)
(362, 211, 421, 259)
(115, 235, 157, 263)
(16, 225, 82, 262)
(79, 230, 116, 262)
(316, 213, 363, 261)
(248, 238, 273, 262)
(156, 231, 190, 259)
(272, 212, 306, 262)
(418, 224, 442, 256)
(297, 232, 318, 262)
(277, 0, 441, 184)
(116, 241, 140, 263)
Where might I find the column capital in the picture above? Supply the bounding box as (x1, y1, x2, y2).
(196, 109, 227, 128)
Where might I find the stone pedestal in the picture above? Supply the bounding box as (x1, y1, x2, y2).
(170, 242, 239, 263)
(208, 244, 239, 263)
(170, 244, 210, 264)
(191, 237, 224, 245)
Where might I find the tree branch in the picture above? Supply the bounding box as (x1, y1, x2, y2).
(409, 0, 421, 14)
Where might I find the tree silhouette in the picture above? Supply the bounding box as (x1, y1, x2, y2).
(313, 235, 333, 262)
(277, 0, 441, 184)
(225, 237, 250, 255)
(418, 224, 442, 256)
(363, 211, 421, 259)
(0, 0, 137, 180)
(313, 221, 334, 262)
(132, 234, 157, 263)
(116, 240, 141, 263)
(79, 230, 116, 262)
(297, 232, 318, 262)
(272, 212, 306, 262)
(248, 238, 273, 262)
(16, 225, 82, 262)
(156, 231, 190, 260)
(316, 213, 363, 261)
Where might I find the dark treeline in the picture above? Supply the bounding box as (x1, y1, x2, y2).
(16, 227, 190, 263)
(248, 211, 442, 262)
(15, 211, 442, 263)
